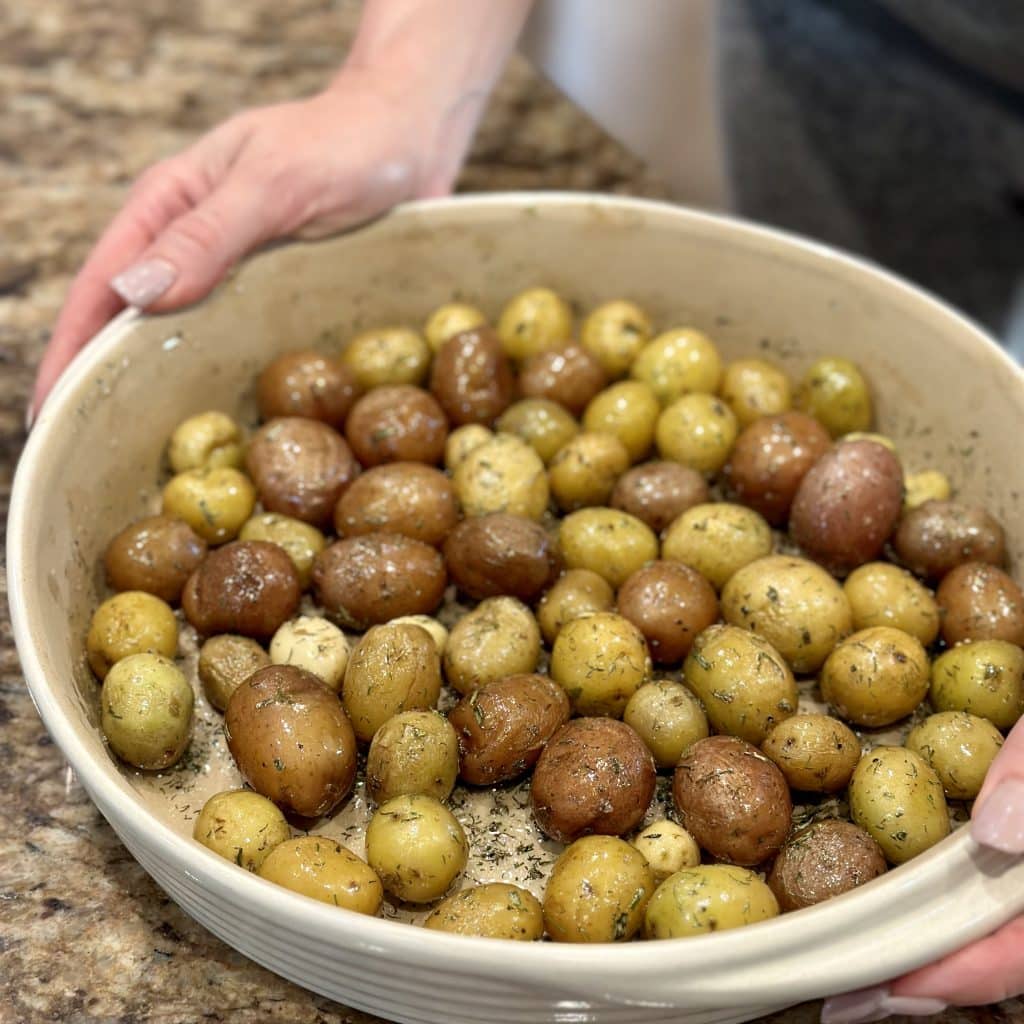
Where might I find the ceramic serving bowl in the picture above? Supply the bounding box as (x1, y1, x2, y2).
(10, 194, 1024, 1024)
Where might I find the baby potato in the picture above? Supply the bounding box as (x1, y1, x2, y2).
(768, 821, 887, 911)
(424, 883, 543, 941)
(498, 287, 574, 361)
(443, 513, 561, 603)
(903, 469, 951, 511)
(623, 680, 709, 770)
(226, 665, 358, 818)
(270, 615, 350, 692)
(444, 597, 541, 696)
(630, 327, 722, 404)
(198, 634, 271, 712)
(519, 343, 608, 416)
(548, 432, 631, 511)
(448, 673, 570, 786)
(581, 381, 660, 463)
(532, 719, 656, 843)
(843, 562, 940, 646)
(724, 412, 832, 526)
(842, 431, 897, 452)
(343, 623, 443, 743)
(644, 865, 779, 939)
(496, 398, 580, 464)
(333, 463, 457, 547)
(453, 433, 549, 521)
(365, 794, 468, 903)
(366, 710, 459, 803)
(256, 349, 360, 428)
(895, 501, 1007, 581)
(848, 746, 950, 865)
(104, 515, 207, 603)
(580, 299, 653, 379)
(551, 611, 651, 717)
(167, 410, 243, 472)
(937, 562, 1024, 646)
(820, 627, 929, 727)
(423, 301, 488, 352)
(630, 820, 701, 883)
(313, 533, 447, 629)
(795, 356, 872, 437)
(342, 325, 431, 389)
(101, 653, 193, 770)
(183, 540, 301, 639)
(162, 465, 256, 545)
(617, 561, 719, 664)
(790, 440, 904, 576)
(683, 624, 798, 745)
(430, 327, 517, 426)
(246, 418, 358, 528)
(444, 424, 493, 472)
(388, 615, 448, 656)
(610, 461, 709, 533)
(543, 835, 655, 943)
(537, 568, 615, 644)
(906, 711, 1004, 800)
(258, 837, 383, 915)
(87, 591, 178, 680)
(761, 714, 861, 793)
(673, 735, 792, 866)
(239, 512, 325, 591)
(721, 555, 853, 673)
(345, 385, 448, 467)
(661, 502, 772, 591)
(718, 358, 792, 427)
(655, 393, 738, 474)
(930, 640, 1024, 728)
(559, 508, 658, 589)
(193, 789, 291, 872)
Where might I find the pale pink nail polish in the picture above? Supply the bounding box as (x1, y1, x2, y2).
(110, 258, 177, 308)
(973, 777, 1024, 853)
(822, 987, 947, 1023)
(25, 403, 35, 433)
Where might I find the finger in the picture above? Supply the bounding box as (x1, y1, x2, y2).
(971, 717, 1024, 853)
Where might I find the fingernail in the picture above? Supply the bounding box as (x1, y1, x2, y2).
(110, 258, 177, 308)
(821, 987, 946, 1023)
(25, 403, 35, 433)
(973, 777, 1024, 853)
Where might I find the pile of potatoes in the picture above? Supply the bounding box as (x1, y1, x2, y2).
(86, 288, 1023, 943)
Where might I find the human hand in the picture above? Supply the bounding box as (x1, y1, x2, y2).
(822, 719, 1024, 1022)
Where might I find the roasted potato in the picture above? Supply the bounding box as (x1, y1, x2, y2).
(548, 432, 631, 511)
(536, 568, 615, 644)
(453, 433, 549, 520)
(795, 357, 872, 437)
(161, 466, 256, 545)
(906, 711, 1004, 800)
(104, 516, 207, 604)
(559, 508, 658, 589)
(239, 512, 325, 590)
(655, 393, 738, 474)
(444, 424, 494, 472)
(423, 302, 487, 352)
(609, 461, 709, 533)
(498, 287, 573, 361)
(718, 358, 792, 427)
(388, 615, 448, 656)
(167, 410, 243, 474)
(630, 820, 701, 883)
(579, 299, 652, 378)
(342, 325, 431, 389)
(365, 710, 459, 803)
(87, 591, 179, 680)
(898, 498, 1003, 579)
(930, 640, 1024, 728)
(430, 326, 516, 425)
(198, 634, 271, 712)
(344, 385, 448, 466)
(937, 562, 1024, 646)
(193, 789, 291, 872)
(269, 615, 350, 692)
(630, 327, 722, 404)
(622, 680, 709, 770)
(256, 349, 360, 427)
(519, 343, 607, 416)
(903, 469, 951, 511)
(496, 398, 579, 464)
(761, 714, 861, 793)
(842, 562, 940, 646)
(581, 381, 660, 463)
(425, 883, 544, 940)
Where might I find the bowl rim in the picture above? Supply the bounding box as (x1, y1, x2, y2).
(11, 191, 1024, 1008)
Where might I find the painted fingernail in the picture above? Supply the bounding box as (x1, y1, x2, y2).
(110, 258, 177, 308)
(821, 987, 946, 1023)
(973, 777, 1024, 853)
(25, 403, 35, 433)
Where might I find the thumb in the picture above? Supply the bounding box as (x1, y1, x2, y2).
(971, 715, 1024, 853)
(110, 178, 276, 313)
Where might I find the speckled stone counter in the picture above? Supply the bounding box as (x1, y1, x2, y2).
(0, 3, 1020, 1023)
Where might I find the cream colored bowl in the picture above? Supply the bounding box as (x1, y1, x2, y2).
(10, 194, 1024, 1024)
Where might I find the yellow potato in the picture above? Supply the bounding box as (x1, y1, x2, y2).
(582, 381, 660, 462)
(559, 508, 658, 589)
(453, 433, 549, 521)
(630, 820, 701, 883)
(162, 466, 256, 545)
(424, 301, 488, 352)
(761, 714, 861, 793)
(424, 883, 544, 940)
(193, 790, 290, 871)
(87, 590, 178, 680)
(580, 299, 653, 378)
(548, 432, 631, 511)
(343, 325, 431, 388)
(630, 327, 722, 403)
(930, 640, 1024, 728)
(537, 568, 615, 645)
(497, 398, 580, 464)
(623, 680, 709, 769)
(168, 411, 243, 472)
(444, 424, 494, 472)
(795, 357, 872, 437)
(655, 393, 738, 474)
(239, 513, 326, 590)
(843, 562, 940, 646)
(197, 634, 271, 711)
(366, 710, 459, 803)
(903, 469, 952, 511)
(270, 615, 350, 691)
(444, 596, 541, 695)
(906, 711, 1004, 800)
(718, 358, 792, 427)
(497, 287, 573, 361)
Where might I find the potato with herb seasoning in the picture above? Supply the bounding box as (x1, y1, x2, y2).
(761, 714, 861, 793)
(444, 596, 542, 696)
(423, 301, 487, 352)
(906, 711, 1004, 800)
(795, 356, 872, 437)
(551, 611, 651, 718)
(580, 299, 653, 379)
(937, 562, 1024, 646)
(365, 794, 468, 903)
(344, 385, 448, 466)
(256, 349, 360, 428)
(168, 410, 243, 472)
(258, 837, 383, 915)
(630, 820, 701, 883)
(269, 615, 350, 692)
(610, 461, 709, 533)
(424, 883, 544, 940)
(388, 615, 448, 656)
(582, 381, 660, 463)
(843, 562, 940, 646)
(343, 623, 443, 743)
(644, 865, 779, 939)
(496, 398, 579, 464)
(903, 470, 951, 511)
(162, 465, 256, 545)
(239, 512, 325, 590)
(519, 342, 607, 416)
(559, 508, 658, 589)
(848, 746, 950, 865)
(498, 287, 573, 361)
(342, 325, 431, 389)
(453, 433, 549, 520)
(623, 680, 709, 770)
(721, 555, 853, 674)
(930, 640, 1024, 728)
(655, 393, 738, 474)
(431, 327, 517, 426)
(661, 502, 772, 591)
(87, 591, 179, 680)
(193, 789, 290, 872)
(548, 432, 631, 511)
(630, 327, 722, 404)
(536, 569, 615, 644)
(366, 710, 459, 803)
(683, 624, 798, 745)
(820, 627, 929, 728)
(444, 424, 494, 471)
(718, 358, 791, 427)
(198, 634, 271, 712)
(543, 835, 655, 943)
(104, 515, 207, 603)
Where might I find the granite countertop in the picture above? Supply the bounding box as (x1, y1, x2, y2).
(0, 3, 1018, 1023)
